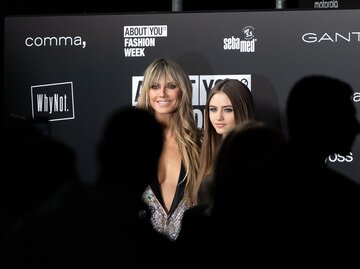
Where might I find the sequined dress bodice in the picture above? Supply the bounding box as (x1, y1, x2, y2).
(142, 165, 191, 241)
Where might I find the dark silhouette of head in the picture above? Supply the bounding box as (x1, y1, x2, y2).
(1, 115, 79, 238)
(211, 120, 288, 218)
(286, 75, 360, 162)
(96, 106, 163, 192)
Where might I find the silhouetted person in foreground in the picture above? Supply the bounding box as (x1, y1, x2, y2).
(177, 120, 290, 266)
(0, 106, 172, 268)
(286, 75, 360, 220)
(74, 105, 172, 268)
(0, 116, 79, 240)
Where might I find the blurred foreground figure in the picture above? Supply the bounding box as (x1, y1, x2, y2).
(286, 75, 360, 218)
(177, 120, 289, 266)
(1, 106, 173, 268)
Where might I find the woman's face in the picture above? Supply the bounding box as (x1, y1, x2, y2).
(209, 92, 235, 136)
(148, 77, 181, 116)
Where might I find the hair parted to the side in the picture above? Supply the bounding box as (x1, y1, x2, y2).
(136, 57, 201, 205)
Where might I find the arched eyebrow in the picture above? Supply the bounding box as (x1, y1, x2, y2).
(209, 105, 233, 109)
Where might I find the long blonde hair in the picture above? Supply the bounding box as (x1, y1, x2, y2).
(137, 58, 201, 205)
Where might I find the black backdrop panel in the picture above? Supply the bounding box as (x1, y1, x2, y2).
(4, 9, 360, 184)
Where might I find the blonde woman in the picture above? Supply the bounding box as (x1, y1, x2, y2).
(137, 58, 201, 241)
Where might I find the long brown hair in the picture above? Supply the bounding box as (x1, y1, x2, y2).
(197, 78, 255, 191)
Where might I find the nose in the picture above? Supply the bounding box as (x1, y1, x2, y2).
(355, 118, 360, 134)
(216, 110, 224, 121)
(159, 85, 167, 97)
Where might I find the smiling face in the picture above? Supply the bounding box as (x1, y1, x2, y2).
(209, 92, 236, 137)
(148, 76, 181, 117)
